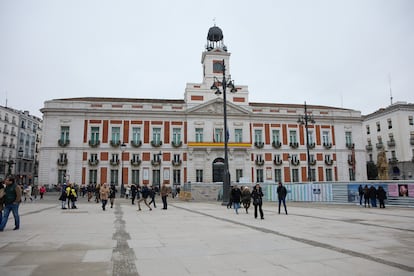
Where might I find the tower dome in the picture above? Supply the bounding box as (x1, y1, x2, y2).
(206, 25, 227, 51)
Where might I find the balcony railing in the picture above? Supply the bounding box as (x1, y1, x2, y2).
(366, 144, 373, 151)
(110, 160, 120, 166)
(171, 141, 183, 148)
(272, 141, 282, 149)
(151, 159, 161, 166)
(289, 142, 299, 149)
(58, 139, 70, 147)
(388, 157, 398, 164)
(255, 159, 265, 166)
(130, 159, 142, 166)
(346, 142, 354, 149)
(254, 141, 264, 149)
(89, 140, 100, 147)
(387, 140, 395, 147)
(172, 160, 182, 166)
(57, 159, 68, 166)
(309, 159, 316, 166)
(110, 140, 121, 148)
(323, 142, 332, 149)
(88, 159, 99, 166)
(308, 142, 316, 149)
(347, 159, 354, 166)
(130, 140, 142, 148)
(273, 158, 282, 165)
(376, 142, 384, 149)
(291, 159, 300, 166)
(325, 159, 333, 166)
(151, 140, 163, 147)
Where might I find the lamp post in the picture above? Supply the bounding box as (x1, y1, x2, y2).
(210, 59, 237, 205)
(18, 147, 24, 184)
(297, 101, 315, 182)
(120, 143, 127, 197)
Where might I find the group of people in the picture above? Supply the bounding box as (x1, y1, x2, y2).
(228, 182, 288, 219)
(358, 184, 387, 208)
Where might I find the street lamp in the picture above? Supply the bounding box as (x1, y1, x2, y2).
(120, 143, 127, 197)
(210, 59, 237, 205)
(297, 101, 315, 182)
(18, 147, 23, 184)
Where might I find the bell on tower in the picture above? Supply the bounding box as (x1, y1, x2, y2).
(206, 25, 227, 52)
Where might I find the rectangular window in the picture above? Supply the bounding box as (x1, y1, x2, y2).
(235, 129, 242, 143)
(376, 122, 381, 132)
(322, 131, 330, 145)
(369, 153, 373, 162)
(409, 116, 413, 126)
(292, 169, 299, 182)
(196, 169, 203, 182)
(58, 169, 66, 185)
(111, 127, 121, 143)
(326, 168, 333, 181)
(132, 170, 140, 185)
(366, 125, 370, 134)
(387, 119, 392, 129)
(272, 129, 280, 143)
(89, 170, 97, 185)
(173, 169, 181, 185)
(310, 169, 316, 181)
(214, 128, 223, 142)
(274, 169, 282, 183)
(91, 127, 100, 143)
(173, 154, 180, 163)
(111, 154, 119, 163)
(60, 126, 70, 142)
(256, 169, 264, 183)
(152, 170, 160, 188)
(289, 130, 297, 143)
(345, 131, 352, 146)
(236, 169, 243, 182)
(58, 153, 67, 162)
(349, 168, 355, 181)
(195, 128, 203, 142)
(172, 128, 181, 144)
(132, 154, 140, 162)
(152, 128, 161, 144)
(254, 129, 263, 143)
(110, 169, 119, 185)
(132, 127, 141, 143)
(308, 130, 314, 144)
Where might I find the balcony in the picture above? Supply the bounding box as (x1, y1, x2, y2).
(110, 140, 121, 148)
(57, 159, 68, 166)
(110, 160, 120, 166)
(308, 142, 315, 149)
(130, 140, 142, 148)
(171, 141, 183, 148)
(289, 142, 299, 149)
(58, 139, 70, 147)
(365, 144, 373, 151)
(291, 159, 300, 166)
(151, 159, 161, 166)
(309, 159, 317, 166)
(376, 142, 384, 149)
(387, 140, 395, 147)
(255, 159, 265, 166)
(89, 140, 100, 148)
(254, 141, 264, 149)
(323, 142, 332, 149)
(272, 141, 282, 149)
(325, 159, 333, 166)
(347, 159, 354, 166)
(151, 140, 163, 147)
(388, 157, 398, 164)
(273, 158, 282, 166)
(172, 160, 182, 166)
(130, 159, 142, 167)
(88, 159, 99, 166)
(346, 142, 354, 149)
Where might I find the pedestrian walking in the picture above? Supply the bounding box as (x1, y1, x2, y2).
(0, 176, 22, 231)
(94, 183, 101, 203)
(277, 182, 288, 215)
(130, 184, 137, 204)
(231, 185, 242, 214)
(363, 185, 370, 208)
(23, 184, 33, 202)
(100, 183, 110, 211)
(39, 185, 46, 199)
(226, 185, 233, 209)
(59, 183, 68, 209)
(66, 183, 78, 209)
(241, 186, 251, 214)
(87, 184, 94, 202)
(160, 184, 171, 210)
(0, 181, 5, 226)
(377, 186, 387, 208)
(369, 185, 377, 208)
(148, 186, 157, 208)
(137, 185, 152, 211)
(358, 184, 364, 206)
(251, 183, 264, 219)
(109, 184, 117, 208)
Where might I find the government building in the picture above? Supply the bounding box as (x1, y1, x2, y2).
(38, 26, 367, 192)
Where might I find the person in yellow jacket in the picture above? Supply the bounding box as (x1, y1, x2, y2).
(66, 183, 78, 209)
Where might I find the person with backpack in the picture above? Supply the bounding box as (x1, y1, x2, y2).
(137, 185, 152, 211)
(148, 186, 157, 208)
(0, 176, 22, 231)
(277, 182, 288, 215)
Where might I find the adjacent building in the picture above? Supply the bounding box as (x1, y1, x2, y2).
(38, 26, 367, 190)
(363, 101, 414, 180)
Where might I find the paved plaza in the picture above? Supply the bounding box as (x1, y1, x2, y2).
(0, 194, 413, 276)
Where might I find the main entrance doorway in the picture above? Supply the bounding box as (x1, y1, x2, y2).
(212, 157, 225, 182)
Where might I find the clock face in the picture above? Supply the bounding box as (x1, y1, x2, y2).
(213, 61, 223, 73)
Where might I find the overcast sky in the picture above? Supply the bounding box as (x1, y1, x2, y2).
(1, 0, 413, 118)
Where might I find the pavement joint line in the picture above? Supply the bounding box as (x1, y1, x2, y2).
(171, 203, 414, 273)
(112, 202, 139, 276)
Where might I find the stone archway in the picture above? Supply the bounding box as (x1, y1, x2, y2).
(212, 157, 225, 182)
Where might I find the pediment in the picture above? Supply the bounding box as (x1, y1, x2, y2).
(187, 98, 250, 115)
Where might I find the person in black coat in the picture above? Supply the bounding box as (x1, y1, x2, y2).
(109, 184, 117, 208)
(377, 186, 387, 208)
(277, 182, 288, 215)
(358, 184, 364, 206)
(230, 185, 242, 214)
(251, 183, 264, 219)
(363, 185, 370, 208)
(369, 186, 377, 208)
(130, 184, 137, 205)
